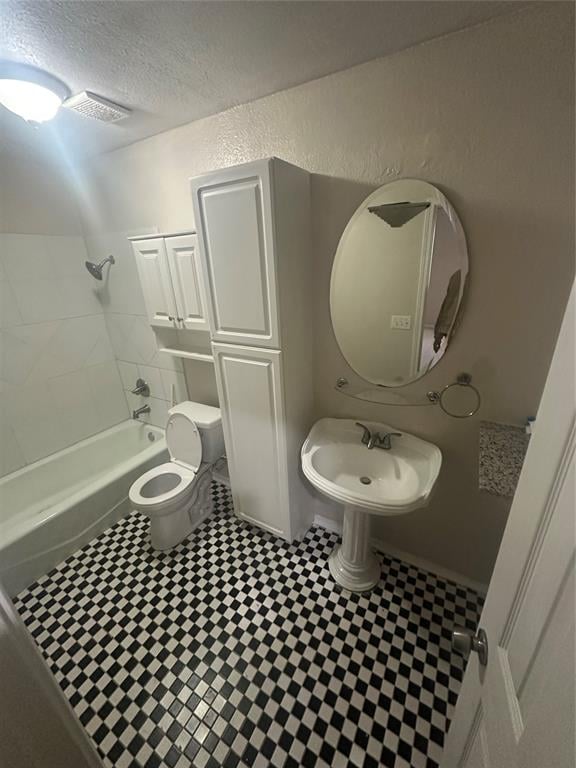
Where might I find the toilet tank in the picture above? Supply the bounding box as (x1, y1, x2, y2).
(183, 402, 225, 464)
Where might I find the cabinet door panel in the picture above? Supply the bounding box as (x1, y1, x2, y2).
(165, 234, 209, 331)
(213, 343, 289, 538)
(192, 163, 279, 347)
(132, 238, 177, 328)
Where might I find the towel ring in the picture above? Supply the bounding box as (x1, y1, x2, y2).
(427, 373, 481, 418)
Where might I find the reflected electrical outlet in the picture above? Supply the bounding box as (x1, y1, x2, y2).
(391, 315, 412, 330)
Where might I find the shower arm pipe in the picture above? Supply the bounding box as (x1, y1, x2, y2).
(98, 255, 115, 269)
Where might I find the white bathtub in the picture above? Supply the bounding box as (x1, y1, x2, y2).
(0, 420, 167, 597)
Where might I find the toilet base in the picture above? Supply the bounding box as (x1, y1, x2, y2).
(148, 465, 214, 550)
(150, 502, 211, 550)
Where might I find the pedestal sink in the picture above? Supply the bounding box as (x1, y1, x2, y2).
(301, 419, 442, 592)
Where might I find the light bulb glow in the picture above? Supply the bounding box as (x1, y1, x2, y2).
(0, 78, 62, 122)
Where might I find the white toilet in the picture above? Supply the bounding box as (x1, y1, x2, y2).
(129, 401, 224, 550)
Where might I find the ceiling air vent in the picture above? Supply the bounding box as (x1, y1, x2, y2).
(63, 91, 131, 122)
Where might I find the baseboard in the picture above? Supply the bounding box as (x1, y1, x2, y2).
(313, 514, 488, 596)
(313, 513, 343, 536)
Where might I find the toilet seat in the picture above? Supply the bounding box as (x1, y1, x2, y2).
(129, 462, 196, 510)
(129, 403, 205, 512)
(165, 404, 203, 471)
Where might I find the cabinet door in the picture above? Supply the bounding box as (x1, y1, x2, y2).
(165, 234, 209, 331)
(212, 343, 290, 539)
(191, 160, 279, 348)
(132, 238, 177, 328)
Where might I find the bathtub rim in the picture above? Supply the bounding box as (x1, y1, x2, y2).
(0, 420, 166, 551)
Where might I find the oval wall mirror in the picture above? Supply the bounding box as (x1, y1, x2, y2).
(330, 179, 468, 387)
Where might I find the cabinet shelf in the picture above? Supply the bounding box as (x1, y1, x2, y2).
(158, 347, 214, 363)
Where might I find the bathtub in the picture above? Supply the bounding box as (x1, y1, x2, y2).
(0, 420, 167, 598)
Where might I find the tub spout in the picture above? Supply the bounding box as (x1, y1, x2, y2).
(132, 405, 151, 420)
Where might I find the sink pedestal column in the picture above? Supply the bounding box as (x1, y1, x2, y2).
(328, 506, 381, 592)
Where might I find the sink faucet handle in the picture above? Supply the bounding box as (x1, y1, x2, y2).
(376, 431, 403, 450)
(355, 422, 372, 446)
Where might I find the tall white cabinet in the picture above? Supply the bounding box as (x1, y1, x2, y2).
(191, 158, 314, 541)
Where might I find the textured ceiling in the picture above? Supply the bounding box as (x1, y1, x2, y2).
(0, 1, 523, 158)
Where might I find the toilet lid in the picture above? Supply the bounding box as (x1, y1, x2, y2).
(166, 410, 202, 471)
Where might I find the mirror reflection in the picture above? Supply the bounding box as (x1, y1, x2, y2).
(330, 179, 468, 387)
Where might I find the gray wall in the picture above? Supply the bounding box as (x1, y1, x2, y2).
(77, 4, 575, 583)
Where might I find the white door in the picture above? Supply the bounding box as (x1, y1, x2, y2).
(0, 586, 102, 768)
(212, 342, 290, 539)
(132, 237, 177, 328)
(191, 160, 280, 348)
(443, 286, 575, 768)
(165, 234, 210, 331)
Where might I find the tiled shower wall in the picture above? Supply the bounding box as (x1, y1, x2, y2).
(84, 231, 190, 428)
(0, 233, 128, 478)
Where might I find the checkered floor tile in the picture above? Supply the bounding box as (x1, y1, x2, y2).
(15, 482, 483, 768)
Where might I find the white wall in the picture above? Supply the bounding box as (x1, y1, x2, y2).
(77, 5, 575, 583)
(0, 151, 84, 236)
(0, 153, 128, 477)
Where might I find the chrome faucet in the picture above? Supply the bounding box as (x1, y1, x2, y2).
(132, 404, 151, 420)
(131, 377, 150, 397)
(374, 431, 402, 450)
(356, 422, 401, 450)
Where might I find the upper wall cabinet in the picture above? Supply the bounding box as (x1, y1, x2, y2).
(190, 160, 279, 348)
(165, 235, 209, 331)
(131, 233, 209, 331)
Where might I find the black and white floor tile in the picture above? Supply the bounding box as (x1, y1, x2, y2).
(15, 483, 483, 768)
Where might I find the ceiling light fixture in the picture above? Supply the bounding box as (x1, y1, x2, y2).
(0, 62, 69, 124)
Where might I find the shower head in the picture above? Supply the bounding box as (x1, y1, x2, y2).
(85, 255, 115, 280)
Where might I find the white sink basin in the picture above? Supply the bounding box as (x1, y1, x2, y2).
(301, 418, 441, 515)
(301, 418, 442, 592)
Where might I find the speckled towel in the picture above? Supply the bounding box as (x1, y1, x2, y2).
(479, 420, 530, 498)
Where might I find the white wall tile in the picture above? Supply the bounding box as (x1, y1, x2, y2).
(48, 369, 100, 447)
(27, 316, 107, 382)
(1, 234, 53, 282)
(45, 235, 89, 278)
(106, 313, 158, 365)
(5, 381, 69, 463)
(0, 403, 26, 476)
(145, 396, 170, 429)
(159, 369, 188, 404)
(0, 282, 23, 328)
(125, 391, 169, 429)
(0, 322, 60, 384)
(87, 361, 129, 430)
(58, 277, 104, 318)
(117, 360, 139, 389)
(11, 278, 64, 324)
(150, 347, 183, 372)
(0, 234, 128, 478)
(84, 331, 115, 367)
(137, 365, 164, 399)
(85, 232, 148, 317)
